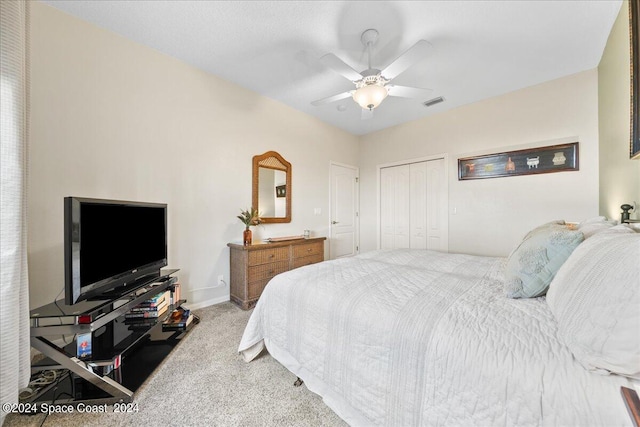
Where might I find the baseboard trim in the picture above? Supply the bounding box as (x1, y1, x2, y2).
(183, 295, 230, 310)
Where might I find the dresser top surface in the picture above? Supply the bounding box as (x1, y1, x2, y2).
(227, 236, 326, 250)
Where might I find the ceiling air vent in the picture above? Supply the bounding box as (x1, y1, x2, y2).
(423, 97, 445, 107)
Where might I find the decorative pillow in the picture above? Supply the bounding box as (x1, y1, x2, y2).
(522, 219, 566, 241)
(546, 232, 640, 378)
(504, 224, 583, 298)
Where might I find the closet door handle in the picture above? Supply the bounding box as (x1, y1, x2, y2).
(331, 221, 339, 225)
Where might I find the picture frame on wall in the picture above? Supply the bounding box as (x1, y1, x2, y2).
(631, 0, 640, 159)
(458, 142, 579, 180)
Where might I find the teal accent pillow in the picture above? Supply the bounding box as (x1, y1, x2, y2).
(522, 219, 566, 241)
(505, 225, 584, 298)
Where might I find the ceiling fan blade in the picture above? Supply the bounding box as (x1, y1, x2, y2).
(386, 85, 433, 99)
(381, 40, 433, 81)
(311, 91, 353, 106)
(361, 108, 374, 120)
(320, 53, 363, 82)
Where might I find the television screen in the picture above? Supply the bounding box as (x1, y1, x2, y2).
(64, 197, 168, 305)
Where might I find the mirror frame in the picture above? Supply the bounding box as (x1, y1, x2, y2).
(252, 151, 292, 223)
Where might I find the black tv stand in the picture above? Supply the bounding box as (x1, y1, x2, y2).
(28, 269, 193, 406)
(88, 272, 164, 301)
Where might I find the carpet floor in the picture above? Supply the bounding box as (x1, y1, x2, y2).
(4, 302, 346, 427)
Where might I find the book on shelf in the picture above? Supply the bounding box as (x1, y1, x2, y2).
(125, 318, 159, 330)
(125, 300, 169, 319)
(162, 307, 193, 331)
(171, 283, 181, 305)
(124, 317, 158, 326)
(130, 298, 169, 312)
(136, 290, 170, 308)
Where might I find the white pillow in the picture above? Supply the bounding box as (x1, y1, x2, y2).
(546, 231, 640, 378)
(602, 223, 639, 234)
(579, 216, 609, 224)
(576, 217, 617, 239)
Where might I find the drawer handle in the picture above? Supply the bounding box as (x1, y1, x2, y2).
(269, 254, 275, 258)
(268, 270, 274, 276)
(307, 248, 312, 252)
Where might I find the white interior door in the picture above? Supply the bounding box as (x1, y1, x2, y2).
(380, 164, 410, 249)
(380, 167, 394, 249)
(379, 156, 448, 252)
(426, 158, 446, 251)
(330, 163, 359, 259)
(410, 162, 427, 249)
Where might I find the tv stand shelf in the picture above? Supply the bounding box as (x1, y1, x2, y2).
(28, 269, 193, 406)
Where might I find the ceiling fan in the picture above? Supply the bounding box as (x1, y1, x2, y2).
(312, 29, 433, 120)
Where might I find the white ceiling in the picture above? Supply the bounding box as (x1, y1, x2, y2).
(42, 0, 622, 136)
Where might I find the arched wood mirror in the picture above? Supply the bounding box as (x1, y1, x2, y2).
(252, 151, 291, 223)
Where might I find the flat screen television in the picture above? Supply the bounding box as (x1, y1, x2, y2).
(64, 197, 168, 305)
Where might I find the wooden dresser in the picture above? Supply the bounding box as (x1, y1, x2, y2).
(227, 237, 326, 310)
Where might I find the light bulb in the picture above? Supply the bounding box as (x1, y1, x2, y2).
(352, 84, 388, 110)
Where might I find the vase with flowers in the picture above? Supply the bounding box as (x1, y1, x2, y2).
(237, 207, 261, 246)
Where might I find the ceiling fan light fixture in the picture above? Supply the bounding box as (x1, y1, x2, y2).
(353, 83, 388, 110)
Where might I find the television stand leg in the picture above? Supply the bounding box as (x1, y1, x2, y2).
(31, 336, 133, 402)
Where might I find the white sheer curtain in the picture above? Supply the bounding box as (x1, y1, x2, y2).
(1, 1, 31, 423)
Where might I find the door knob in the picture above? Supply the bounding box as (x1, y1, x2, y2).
(331, 221, 339, 224)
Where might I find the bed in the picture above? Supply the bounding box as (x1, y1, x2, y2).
(239, 221, 640, 426)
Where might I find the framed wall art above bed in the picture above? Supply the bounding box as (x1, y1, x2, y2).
(458, 142, 578, 180)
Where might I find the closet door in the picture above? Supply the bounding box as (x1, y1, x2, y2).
(409, 162, 427, 249)
(379, 158, 447, 252)
(380, 165, 410, 249)
(426, 158, 446, 251)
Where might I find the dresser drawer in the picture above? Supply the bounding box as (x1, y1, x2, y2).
(228, 237, 326, 310)
(248, 247, 289, 265)
(248, 260, 289, 283)
(292, 254, 323, 269)
(292, 242, 323, 259)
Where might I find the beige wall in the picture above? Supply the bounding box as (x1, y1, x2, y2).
(599, 0, 640, 220)
(28, 3, 359, 309)
(359, 70, 600, 256)
(28, 2, 633, 309)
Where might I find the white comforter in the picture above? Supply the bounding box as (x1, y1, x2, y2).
(239, 249, 633, 426)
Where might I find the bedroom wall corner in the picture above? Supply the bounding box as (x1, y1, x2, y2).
(598, 0, 640, 221)
(28, 3, 359, 309)
(358, 70, 600, 257)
